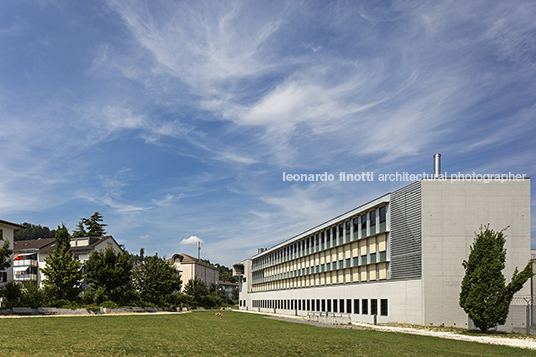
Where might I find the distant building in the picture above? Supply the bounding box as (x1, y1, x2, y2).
(13, 235, 123, 287)
(219, 280, 238, 299)
(234, 178, 531, 331)
(0, 219, 25, 285)
(170, 254, 219, 292)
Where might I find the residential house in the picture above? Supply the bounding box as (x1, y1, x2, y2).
(0, 219, 25, 285)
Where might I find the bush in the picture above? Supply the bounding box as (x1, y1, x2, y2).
(0, 280, 22, 307)
(100, 300, 118, 309)
(21, 283, 44, 308)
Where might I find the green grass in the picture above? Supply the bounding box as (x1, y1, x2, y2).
(0, 311, 534, 356)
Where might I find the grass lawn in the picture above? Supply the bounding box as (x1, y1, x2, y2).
(0, 311, 535, 356)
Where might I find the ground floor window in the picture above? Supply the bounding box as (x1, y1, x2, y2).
(381, 299, 388, 316)
(371, 299, 378, 315)
(354, 299, 359, 314)
(362, 299, 368, 314)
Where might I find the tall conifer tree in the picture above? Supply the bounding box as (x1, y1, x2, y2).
(40, 224, 83, 301)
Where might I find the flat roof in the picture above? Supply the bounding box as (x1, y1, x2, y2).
(252, 192, 390, 259)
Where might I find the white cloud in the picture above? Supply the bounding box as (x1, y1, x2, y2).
(180, 236, 204, 245)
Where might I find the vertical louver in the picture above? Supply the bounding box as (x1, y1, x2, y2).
(390, 181, 422, 279)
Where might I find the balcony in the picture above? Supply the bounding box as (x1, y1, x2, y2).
(14, 274, 37, 281)
(13, 259, 38, 267)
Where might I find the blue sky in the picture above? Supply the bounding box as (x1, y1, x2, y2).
(1, 1, 535, 267)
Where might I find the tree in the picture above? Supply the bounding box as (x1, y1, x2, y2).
(14, 223, 56, 241)
(40, 224, 83, 301)
(231, 287, 239, 301)
(84, 247, 134, 305)
(72, 212, 107, 238)
(71, 221, 87, 238)
(183, 277, 209, 307)
(84, 212, 107, 237)
(459, 225, 533, 332)
(135, 253, 182, 306)
(0, 239, 13, 271)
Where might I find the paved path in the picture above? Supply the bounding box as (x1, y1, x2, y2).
(235, 310, 536, 350)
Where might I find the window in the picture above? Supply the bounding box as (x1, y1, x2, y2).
(0, 229, 3, 240)
(322, 299, 326, 311)
(347, 299, 352, 314)
(361, 215, 367, 230)
(354, 299, 360, 314)
(333, 299, 338, 313)
(371, 299, 378, 315)
(332, 227, 337, 244)
(381, 299, 388, 316)
(311, 299, 315, 311)
(316, 299, 321, 311)
(339, 299, 345, 313)
(327, 299, 331, 312)
(370, 210, 376, 227)
(362, 299, 368, 314)
(353, 218, 359, 239)
(307, 300, 310, 311)
(345, 221, 351, 238)
(379, 206, 386, 223)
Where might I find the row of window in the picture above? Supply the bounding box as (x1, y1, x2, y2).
(244, 298, 388, 316)
(252, 205, 388, 272)
(253, 234, 388, 284)
(252, 263, 389, 292)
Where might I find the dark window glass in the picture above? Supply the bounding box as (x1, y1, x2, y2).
(361, 215, 367, 229)
(333, 299, 338, 313)
(332, 227, 337, 242)
(381, 299, 388, 316)
(316, 299, 320, 312)
(379, 206, 386, 223)
(371, 299, 378, 315)
(370, 211, 376, 227)
(345, 221, 351, 237)
(339, 299, 345, 313)
(321, 232, 325, 244)
(322, 299, 326, 311)
(362, 299, 368, 314)
(311, 299, 315, 311)
(327, 299, 331, 312)
(353, 217, 359, 232)
(347, 299, 352, 314)
(307, 300, 310, 311)
(326, 229, 330, 240)
(354, 299, 359, 314)
(339, 224, 344, 237)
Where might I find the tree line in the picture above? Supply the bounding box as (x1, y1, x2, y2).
(0, 213, 238, 309)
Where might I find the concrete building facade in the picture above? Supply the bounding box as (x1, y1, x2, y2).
(234, 178, 531, 330)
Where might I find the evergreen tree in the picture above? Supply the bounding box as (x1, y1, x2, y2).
(71, 221, 87, 238)
(135, 253, 182, 306)
(40, 224, 83, 301)
(84, 211, 107, 237)
(459, 225, 533, 332)
(84, 247, 134, 304)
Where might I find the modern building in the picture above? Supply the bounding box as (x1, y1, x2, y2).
(13, 235, 123, 287)
(234, 176, 531, 330)
(0, 219, 25, 285)
(170, 253, 219, 292)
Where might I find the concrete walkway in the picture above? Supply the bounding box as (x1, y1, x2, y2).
(234, 310, 536, 350)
